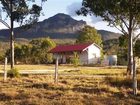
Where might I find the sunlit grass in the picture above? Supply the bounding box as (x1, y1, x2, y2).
(0, 64, 76, 71)
(64, 68, 126, 75)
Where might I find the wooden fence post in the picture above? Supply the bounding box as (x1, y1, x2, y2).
(3, 57, 7, 82)
(54, 56, 59, 83)
(133, 59, 137, 95)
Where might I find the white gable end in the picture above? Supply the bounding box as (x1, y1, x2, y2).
(88, 44, 100, 64)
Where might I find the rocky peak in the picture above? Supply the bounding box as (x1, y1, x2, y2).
(42, 13, 86, 32)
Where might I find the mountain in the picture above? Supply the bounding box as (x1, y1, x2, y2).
(0, 13, 121, 41)
(98, 30, 121, 41)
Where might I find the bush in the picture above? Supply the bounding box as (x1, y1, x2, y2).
(8, 68, 20, 78)
(71, 52, 80, 67)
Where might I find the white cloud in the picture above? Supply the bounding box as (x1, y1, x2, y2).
(0, 23, 8, 30)
(66, 2, 82, 16)
(67, 2, 102, 24)
(90, 15, 102, 24)
(91, 21, 120, 33)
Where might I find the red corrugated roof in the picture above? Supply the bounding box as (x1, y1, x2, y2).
(49, 43, 92, 53)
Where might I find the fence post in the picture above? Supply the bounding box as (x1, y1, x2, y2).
(133, 59, 137, 95)
(54, 56, 59, 83)
(3, 57, 7, 82)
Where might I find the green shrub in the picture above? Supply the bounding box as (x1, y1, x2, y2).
(8, 68, 20, 78)
(71, 52, 80, 67)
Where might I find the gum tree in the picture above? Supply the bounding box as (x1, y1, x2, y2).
(76, 25, 102, 46)
(78, 0, 140, 75)
(0, 0, 47, 68)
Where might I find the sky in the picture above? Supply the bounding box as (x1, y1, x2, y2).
(0, 0, 119, 33)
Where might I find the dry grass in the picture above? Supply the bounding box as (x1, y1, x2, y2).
(0, 64, 54, 71)
(64, 68, 126, 76)
(0, 64, 75, 71)
(0, 74, 139, 105)
(0, 65, 139, 105)
(0, 65, 127, 76)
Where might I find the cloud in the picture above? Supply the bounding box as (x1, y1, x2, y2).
(0, 23, 7, 30)
(66, 2, 82, 16)
(67, 2, 102, 23)
(90, 15, 102, 23)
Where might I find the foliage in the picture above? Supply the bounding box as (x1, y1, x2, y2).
(0, 0, 47, 26)
(53, 39, 76, 45)
(118, 36, 140, 56)
(103, 35, 140, 66)
(15, 44, 32, 64)
(76, 25, 102, 46)
(78, 0, 140, 30)
(7, 68, 20, 78)
(134, 40, 140, 58)
(117, 35, 127, 65)
(0, 53, 5, 63)
(116, 35, 128, 65)
(117, 48, 128, 65)
(103, 39, 119, 55)
(117, 35, 140, 65)
(71, 52, 80, 67)
(0, 42, 8, 63)
(118, 35, 128, 48)
(5, 38, 56, 64)
(30, 38, 56, 64)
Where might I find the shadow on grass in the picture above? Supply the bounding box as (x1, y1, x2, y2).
(72, 86, 109, 94)
(105, 76, 133, 89)
(129, 93, 140, 103)
(29, 83, 49, 89)
(0, 93, 12, 101)
(25, 83, 70, 92)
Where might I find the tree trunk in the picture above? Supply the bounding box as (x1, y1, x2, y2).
(127, 9, 133, 76)
(10, 0, 15, 69)
(127, 34, 133, 75)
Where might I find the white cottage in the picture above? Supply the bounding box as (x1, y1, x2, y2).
(49, 43, 101, 64)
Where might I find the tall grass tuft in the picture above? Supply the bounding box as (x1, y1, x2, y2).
(7, 68, 20, 78)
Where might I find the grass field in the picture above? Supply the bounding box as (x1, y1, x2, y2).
(0, 75, 140, 105)
(0, 65, 139, 105)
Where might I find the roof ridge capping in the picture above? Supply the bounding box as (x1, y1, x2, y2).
(93, 43, 102, 49)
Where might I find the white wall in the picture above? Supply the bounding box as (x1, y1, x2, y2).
(87, 44, 101, 64)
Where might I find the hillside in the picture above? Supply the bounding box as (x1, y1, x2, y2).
(98, 30, 121, 41)
(0, 13, 121, 41)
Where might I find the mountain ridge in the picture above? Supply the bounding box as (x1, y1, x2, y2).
(0, 13, 121, 41)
